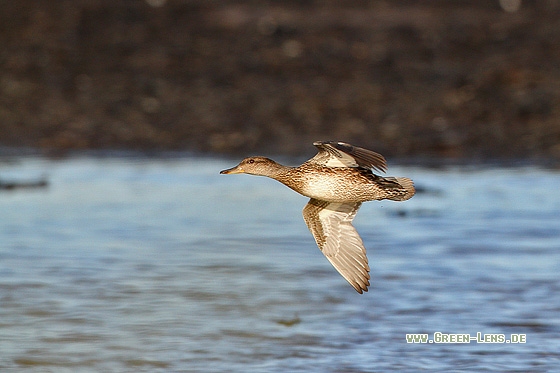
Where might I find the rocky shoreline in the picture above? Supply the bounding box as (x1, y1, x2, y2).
(1, 1, 559, 160)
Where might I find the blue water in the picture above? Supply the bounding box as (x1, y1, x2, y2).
(1, 156, 559, 372)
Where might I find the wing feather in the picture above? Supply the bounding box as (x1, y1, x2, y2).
(307, 141, 387, 173)
(302, 199, 370, 293)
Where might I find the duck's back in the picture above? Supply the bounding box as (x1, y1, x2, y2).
(280, 165, 414, 203)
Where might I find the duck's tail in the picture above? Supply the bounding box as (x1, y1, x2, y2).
(387, 177, 415, 201)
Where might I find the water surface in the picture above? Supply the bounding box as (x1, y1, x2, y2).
(1, 157, 559, 372)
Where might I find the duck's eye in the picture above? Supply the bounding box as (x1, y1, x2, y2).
(248, 159, 255, 164)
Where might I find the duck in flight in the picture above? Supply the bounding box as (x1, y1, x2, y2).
(220, 141, 415, 293)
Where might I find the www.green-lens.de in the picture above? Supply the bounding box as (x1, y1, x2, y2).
(406, 332, 526, 343)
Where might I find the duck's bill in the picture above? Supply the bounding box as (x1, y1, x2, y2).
(220, 166, 244, 174)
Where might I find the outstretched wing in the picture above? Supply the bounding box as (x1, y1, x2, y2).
(302, 198, 370, 293)
(307, 141, 387, 173)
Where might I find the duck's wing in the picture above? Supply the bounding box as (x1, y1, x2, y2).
(307, 141, 387, 173)
(302, 198, 370, 293)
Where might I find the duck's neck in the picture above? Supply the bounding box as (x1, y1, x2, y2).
(264, 163, 294, 182)
(265, 164, 309, 196)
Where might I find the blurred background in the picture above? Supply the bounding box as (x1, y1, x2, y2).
(2, 1, 560, 372)
(1, 0, 559, 159)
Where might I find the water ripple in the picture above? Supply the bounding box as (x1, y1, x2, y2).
(0, 158, 559, 371)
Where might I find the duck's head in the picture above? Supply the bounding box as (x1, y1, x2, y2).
(220, 157, 282, 176)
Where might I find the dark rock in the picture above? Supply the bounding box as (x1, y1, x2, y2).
(0, 1, 559, 160)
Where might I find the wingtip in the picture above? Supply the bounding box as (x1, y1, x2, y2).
(351, 276, 370, 294)
(354, 284, 369, 294)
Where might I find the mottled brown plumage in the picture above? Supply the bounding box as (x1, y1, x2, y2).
(220, 141, 415, 293)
